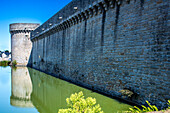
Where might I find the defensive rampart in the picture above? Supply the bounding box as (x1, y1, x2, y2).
(29, 0, 170, 108)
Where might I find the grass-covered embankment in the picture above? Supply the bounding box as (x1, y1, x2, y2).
(0, 61, 11, 67)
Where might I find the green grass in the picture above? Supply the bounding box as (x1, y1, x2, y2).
(0, 61, 10, 67)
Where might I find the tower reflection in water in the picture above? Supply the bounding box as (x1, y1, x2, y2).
(11, 67, 34, 108)
(11, 67, 131, 113)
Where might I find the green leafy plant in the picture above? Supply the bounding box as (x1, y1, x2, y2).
(129, 101, 158, 113)
(58, 91, 104, 113)
(168, 100, 170, 109)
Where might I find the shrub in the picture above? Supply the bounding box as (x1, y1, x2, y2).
(128, 100, 170, 113)
(129, 101, 159, 113)
(12, 60, 17, 66)
(58, 91, 104, 113)
(129, 100, 170, 112)
(5, 50, 9, 53)
(119, 89, 134, 97)
(168, 100, 170, 109)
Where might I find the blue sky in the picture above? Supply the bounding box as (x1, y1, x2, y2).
(0, 0, 72, 51)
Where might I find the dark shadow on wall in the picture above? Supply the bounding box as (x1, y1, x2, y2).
(27, 48, 33, 68)
(140, 0, 144, 8)
(113, 4, 120, 44)
(100, 10, 106, 53)
(62, 30, 66, 63)
(82, 20, 87, 53)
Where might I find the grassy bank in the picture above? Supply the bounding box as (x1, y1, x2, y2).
(0, 61, 10, 67)
(0, 60, 17, 67)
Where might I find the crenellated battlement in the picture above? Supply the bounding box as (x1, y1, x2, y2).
(10, 23, 40, 34)
(31, 0, 130, 40)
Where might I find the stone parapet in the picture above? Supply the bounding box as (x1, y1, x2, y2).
(10, 23, 40, 34)
(31, 0, 127, 40)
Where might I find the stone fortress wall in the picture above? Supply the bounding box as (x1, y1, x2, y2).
(11, 0, 169, 108)
(10, 23, 40, 66)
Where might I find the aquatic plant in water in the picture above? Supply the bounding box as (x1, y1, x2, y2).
(58, 91, 103, 113)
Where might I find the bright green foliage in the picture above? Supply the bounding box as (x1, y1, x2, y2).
(168, 100, 170, 109)
(129, 101, 158, 113)
(58, 91, 104, 113)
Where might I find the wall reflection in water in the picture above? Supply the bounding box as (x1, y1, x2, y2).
(11, 67, 34, 108)
(28, 68, 131, 113)
(11, 67, 131, 113)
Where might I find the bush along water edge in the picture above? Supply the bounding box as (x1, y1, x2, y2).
(58, 91, 104, 113)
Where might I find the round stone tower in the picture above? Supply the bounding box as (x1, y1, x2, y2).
(9, 23, 40, 66)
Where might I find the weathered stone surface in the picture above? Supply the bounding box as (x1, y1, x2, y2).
(10, 23, 40, 66)
(29, 0, 169, 109)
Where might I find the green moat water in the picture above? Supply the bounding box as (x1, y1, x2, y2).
(0, 67, 132, 113)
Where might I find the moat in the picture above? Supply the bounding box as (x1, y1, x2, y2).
(0, 67, 132, 113)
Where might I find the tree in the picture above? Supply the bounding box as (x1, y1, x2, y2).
(5, 50, 9, 53)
